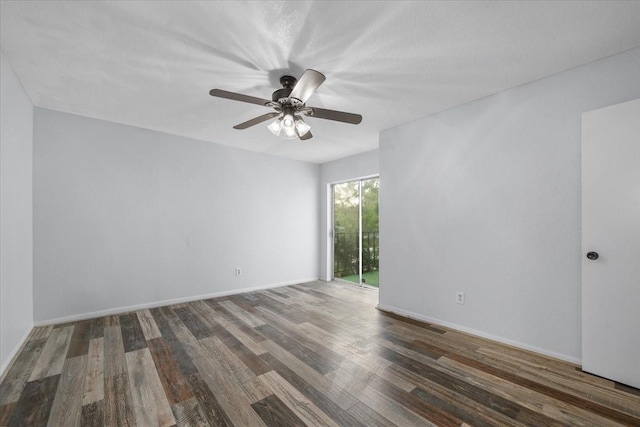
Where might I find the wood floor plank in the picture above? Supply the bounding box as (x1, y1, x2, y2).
(104, 325, 127, 377)
(347, 401, 397, 427)
(2, 281, 639, 427)
(104, 373, 137, 426)
(197, 337, 272, 403)
(120, 312, 148, 353)
(47, 355, 87, 426)
(191, 346, 266, 426)
(157, 306, 197, 344)
(213, 326, 272, 376)
(254, 306, 326, 352)
(616, 382, 640, 397)
(479, 345, 640, 414)
(218, 300, 265, 327)
(277, 286, 326, 304)
(388, 363, 526, 427)
(66, 319, 93, 358)
(258, 370, 339, 427)
(376, 343, 563, 426)
(90, 316, 104, 339)
(125, 348, 176, 427)
(436, 357, 625, 427)
(354, 380, 437, 427)
(29, 326, 74, 381)
(81, 400, 104, 427)
(7, 375, 60, 426)
(150, 307, 200, 377)
(0, 402, 17, 426)
(379, 309, 447, 334)
(385, 321, 480, 358)
(185, 374, 233, 427)
(411, 386, 519, 427)
(190, 303, 272, 377)
(204, 300, 267, 343)
(187, 300, 228, 336)
(147, 337, 194, 405)
(103, 315, 120, 328)
(171, 397, 211, 427)
(254, 293, 312, 324)
(137, 309, 162, 340)
(29, 325, 54, 341)
(83, 337, 104, 405)
(198, 301, 267, 355)
(414, 334, 640, 425)
(265, 288, 291, 300)
(326, 357, 415, 404)
(149, 307, 178, 341)
(260, 352, 365, 426)
(257, 324, 339, 375)
(173, 306, 214, 340)
(251, 394, 307, 427)
(302, 305, 372, 341)
(329, 359, 465, 426)
(0, 338, 47, 404)
(260, 340, 360, 411)
(298, 322, 393, 373)
(262, 289, 296, 306)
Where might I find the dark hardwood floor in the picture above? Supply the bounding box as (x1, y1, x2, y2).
(1, 281, 638, 426)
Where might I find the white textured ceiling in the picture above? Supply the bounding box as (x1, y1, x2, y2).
(2, 1, 640, 163)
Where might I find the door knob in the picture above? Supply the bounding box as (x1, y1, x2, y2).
(586, 251, 599, 260)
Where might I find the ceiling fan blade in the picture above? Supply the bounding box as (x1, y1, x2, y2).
(299, 131, 313, 141)
(233, 112, 279, 130)
(209, 89, 271, 107)
(289, 69, 326, 104)
(305, 106, 362, 125)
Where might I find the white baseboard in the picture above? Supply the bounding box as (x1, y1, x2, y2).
(0, 326, 33, 380)
(376, 303, 581, 365)
(34, 278, 318, 327)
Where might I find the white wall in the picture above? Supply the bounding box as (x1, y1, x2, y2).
(0, 50, 34, 374)
(33, 109, 319, 323)
(319, 150, 379, 281)
(379, 47, 640, 363)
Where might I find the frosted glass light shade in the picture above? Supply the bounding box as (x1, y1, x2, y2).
(267, 118, 282, 136)
(295, 118, 311, 136)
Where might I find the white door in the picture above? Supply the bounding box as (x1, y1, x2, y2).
(582, 98, 640, 389)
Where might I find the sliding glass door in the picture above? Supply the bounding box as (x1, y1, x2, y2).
(333, 177, 379, 287)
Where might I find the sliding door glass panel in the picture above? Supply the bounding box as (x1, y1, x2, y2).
(333, 181, 360, 284)
(333, 177, 379, 287)
(361, 178, 379, 287)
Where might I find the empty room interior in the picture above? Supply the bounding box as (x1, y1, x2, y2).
(1, 1, 640, 426)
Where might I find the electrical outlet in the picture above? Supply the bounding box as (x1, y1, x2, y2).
(235, 268, 242, 276)
(456, 291, 465, 304)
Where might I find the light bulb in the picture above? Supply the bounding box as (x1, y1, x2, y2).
(283, 114, 294, 128)
(280, 109, 297, 139)
(282, 125, 297, 139)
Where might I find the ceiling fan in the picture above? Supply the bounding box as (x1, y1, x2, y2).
(209, 69, 362, 141)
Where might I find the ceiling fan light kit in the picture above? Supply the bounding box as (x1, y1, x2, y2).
(266, 105, 311, 139)
(210, 69, 362, 141)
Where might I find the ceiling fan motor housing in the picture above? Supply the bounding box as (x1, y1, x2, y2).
(272, 75, 298, 102)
